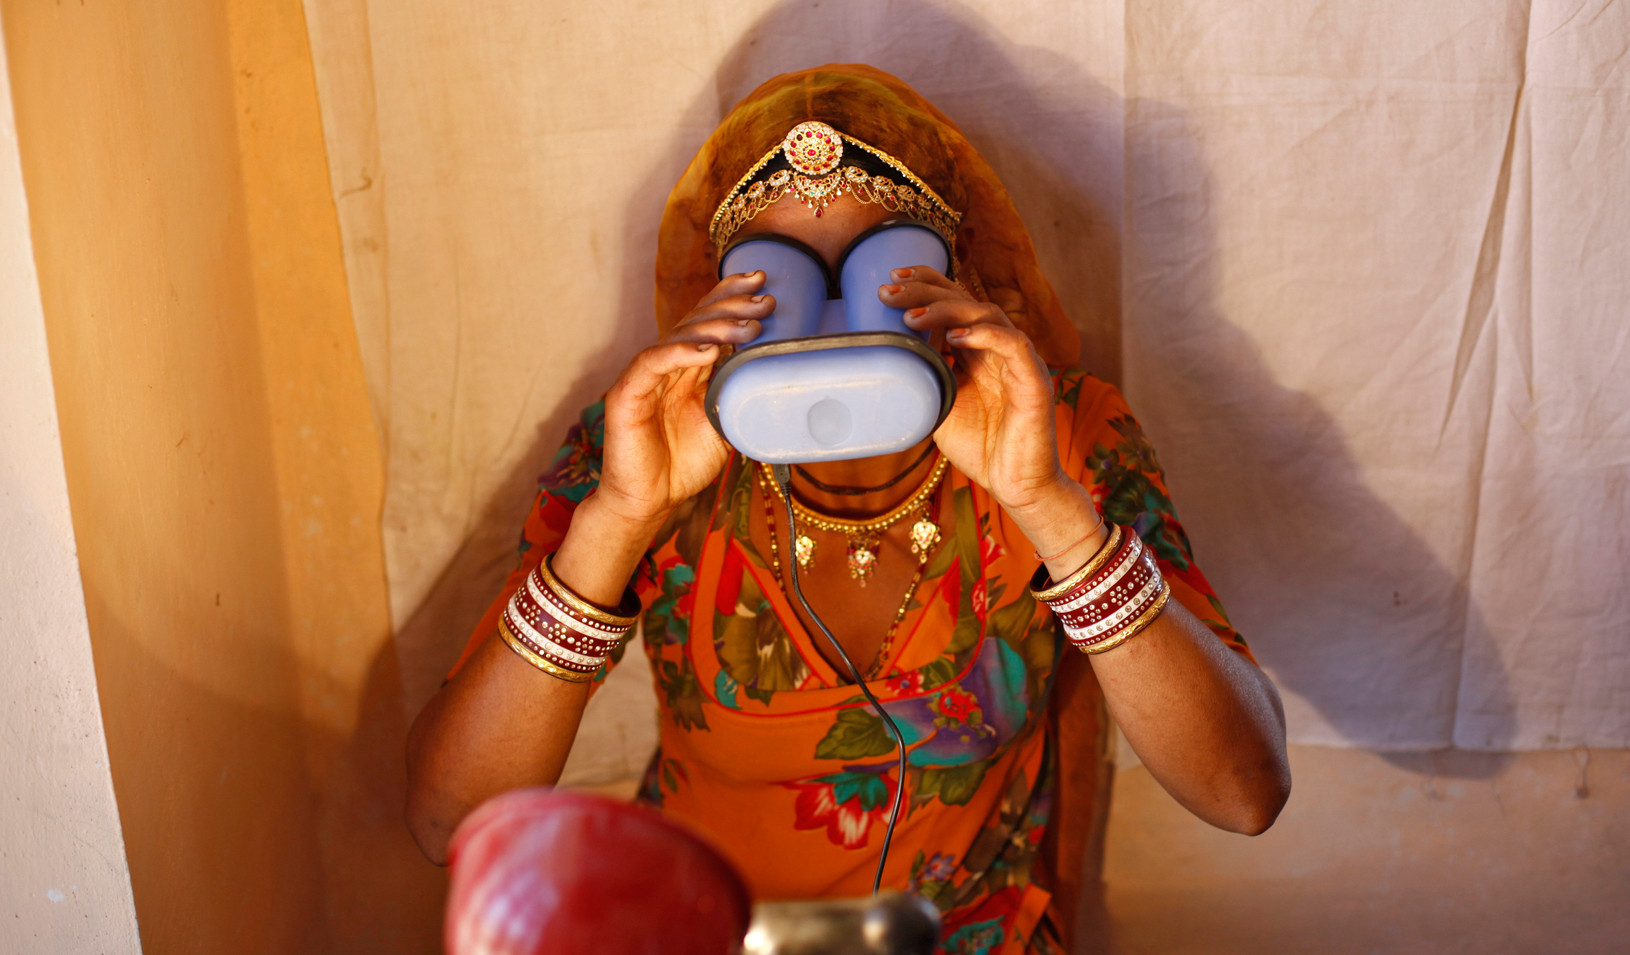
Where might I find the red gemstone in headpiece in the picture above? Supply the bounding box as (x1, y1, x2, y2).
(782, 121, 844, 176)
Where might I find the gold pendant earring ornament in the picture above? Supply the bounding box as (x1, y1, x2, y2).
(847, 533, 881, 583)
(794, 533, 817, 571)
(909, 509, 942, 561)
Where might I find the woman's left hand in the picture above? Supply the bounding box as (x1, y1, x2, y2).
(881, 266, 1069, 516)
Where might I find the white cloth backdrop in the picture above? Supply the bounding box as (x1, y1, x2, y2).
(302, 0, 1629, 759)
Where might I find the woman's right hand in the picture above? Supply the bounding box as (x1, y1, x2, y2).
(594, 270, 772, 528)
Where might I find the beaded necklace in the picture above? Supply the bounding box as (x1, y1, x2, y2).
(756, 467, 940, 681)
(757, 456, 948, 585)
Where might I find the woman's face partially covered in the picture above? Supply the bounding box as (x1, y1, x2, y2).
(732, 193, 897, 275)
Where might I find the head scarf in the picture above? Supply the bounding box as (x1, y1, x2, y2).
(655, 64, 1080, 369)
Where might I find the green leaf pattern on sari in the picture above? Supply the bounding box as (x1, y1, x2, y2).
(713, 571, 811, 706)
(1088, 414, 1194, 571)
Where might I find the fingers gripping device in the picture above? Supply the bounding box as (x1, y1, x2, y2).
(704, 221, 957, 465)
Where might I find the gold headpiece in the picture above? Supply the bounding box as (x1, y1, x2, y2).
(709, 121, 963, 255)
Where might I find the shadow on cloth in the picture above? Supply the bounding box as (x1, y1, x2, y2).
(83, 593, 447, 952)
(1120, 98, 1516, 770)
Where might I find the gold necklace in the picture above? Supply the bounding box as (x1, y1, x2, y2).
(758, 456, 949, 585)
(758, 471, 935, 680)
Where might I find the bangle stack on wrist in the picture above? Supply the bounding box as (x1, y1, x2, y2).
(1029, 525, 1170, 655)
(499, 554, 641, 682)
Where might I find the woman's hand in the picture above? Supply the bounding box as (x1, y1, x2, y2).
(595, 271, 771, 528)
(883, 267, 1067, 515)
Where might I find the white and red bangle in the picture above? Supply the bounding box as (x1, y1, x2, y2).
(498, 553, 640, 682)
(503, 601, 611, 668)
(1030, 525, 1170, 655)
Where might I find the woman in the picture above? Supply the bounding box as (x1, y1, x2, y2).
(407, 65, 1290, 953)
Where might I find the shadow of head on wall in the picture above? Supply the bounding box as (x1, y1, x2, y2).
(1121, 97, 1515, 775)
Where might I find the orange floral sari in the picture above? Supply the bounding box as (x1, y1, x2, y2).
(451, 370, 1252, 954)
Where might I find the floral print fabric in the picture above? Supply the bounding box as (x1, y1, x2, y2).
(451, 371, 1252, 954)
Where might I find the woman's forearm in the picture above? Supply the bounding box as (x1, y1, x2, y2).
(404, 495, 664, 863)
(405, 638, 593, 864)
(1011, 480, 1292, 835)
(1089, 604, 1290, 834)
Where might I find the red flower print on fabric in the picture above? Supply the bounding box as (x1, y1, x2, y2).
(937, 685, 978, 723)
(970, 577, 988, 623)
(715, 547, 744, 616)
(783, 770, 896, 850)
(884, 671, 924, 694)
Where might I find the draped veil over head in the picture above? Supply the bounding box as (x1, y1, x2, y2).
(655, 64, 1081, 370)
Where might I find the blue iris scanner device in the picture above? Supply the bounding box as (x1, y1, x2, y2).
(704, 220, 957, 464)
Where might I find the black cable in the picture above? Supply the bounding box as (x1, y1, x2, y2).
(770, 462, 908, 896)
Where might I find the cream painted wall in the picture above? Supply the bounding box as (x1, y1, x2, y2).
(0, 26, 140, 952)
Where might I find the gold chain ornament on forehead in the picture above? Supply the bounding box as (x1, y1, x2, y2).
(709, 121, 963, 255)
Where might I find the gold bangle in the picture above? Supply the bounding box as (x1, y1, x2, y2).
(1080, 581, 1171, 655)
(1031, 524, 1124, 602)
(498, 617, 596, 683)
(538, 553, 641, 627)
